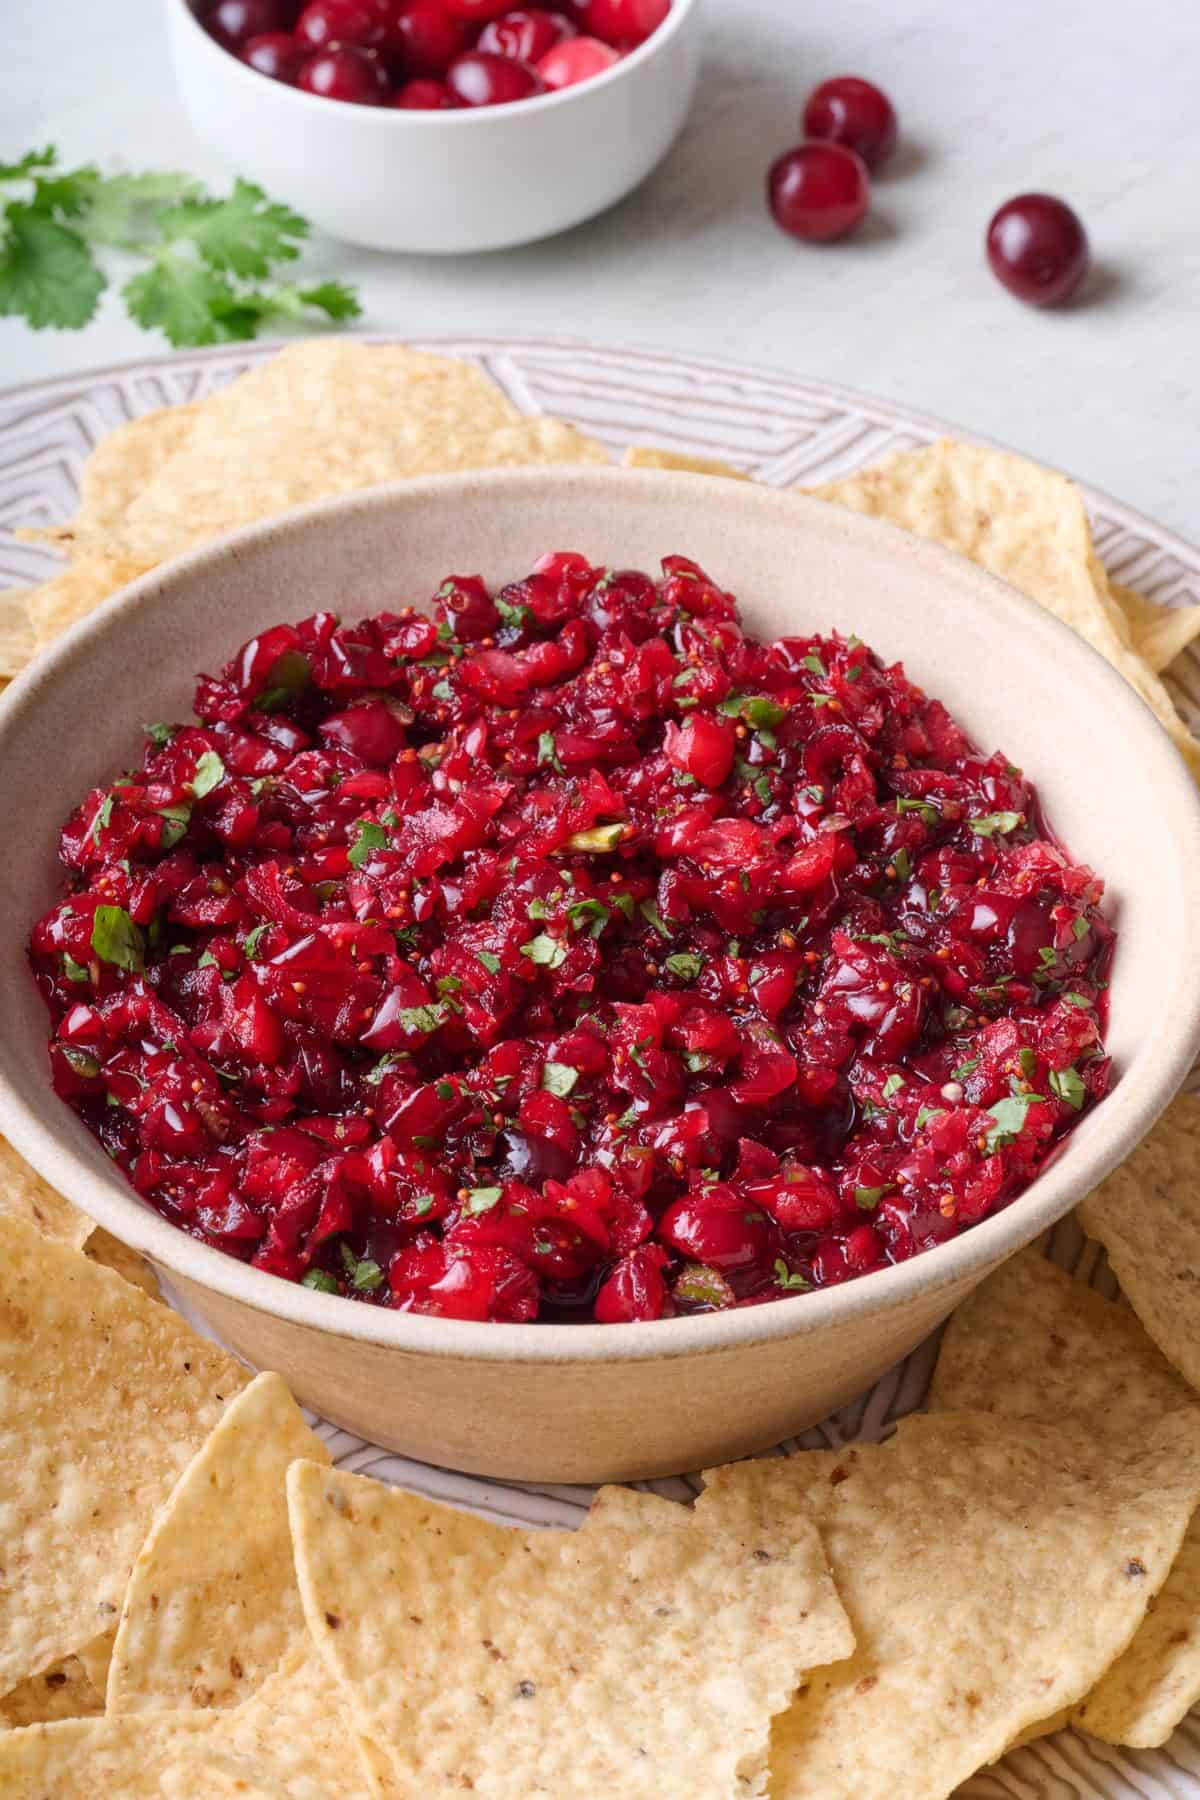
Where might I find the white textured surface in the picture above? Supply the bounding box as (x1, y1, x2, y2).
(3, 0, 1200, 538)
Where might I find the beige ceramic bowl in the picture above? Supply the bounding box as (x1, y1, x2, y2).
(1, 469, 1198, 1483)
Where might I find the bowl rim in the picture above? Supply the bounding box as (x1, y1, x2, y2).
(169, 0, 701, 125)
(2, 464, 1199, 1366)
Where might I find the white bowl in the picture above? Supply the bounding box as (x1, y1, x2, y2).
(165, 0, 703, 253)
(2, 469, 1199, 1483)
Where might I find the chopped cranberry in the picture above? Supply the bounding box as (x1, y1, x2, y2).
(206, 0, 297, 48)
(536, 34, 619, 87)
(479, 8, 576, 59)
(32, 556, 1112, 1322)
(298, 43, 391, 99)
(768, 142, 870, 242)
(573, 0, 669, 45)
(390, 76, 460, 106)
(802, 76, 898, 170)
(986, 194, 1090, 307)
(438, 0, 518, 18)
(446, 48, 545, 104)
(381, 0, 469, 73)
(295, 0, 386, 48)
(240, 30, 309, 80)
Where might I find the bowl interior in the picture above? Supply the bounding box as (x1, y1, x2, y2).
(1, 467, 1197, 1357)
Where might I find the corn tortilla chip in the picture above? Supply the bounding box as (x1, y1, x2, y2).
(70, 1631, 116, 1706)
(623, 446, 750, 479)
(0, 589, 35, 678)
(83, 1225, 161, 1300)
(702, 1407, 1200, 1799)
(288, 1459, 853, 1798)
(930, 1248, 1200, 1746)
(0, 1216, 247, 1692)
(25, 551, 152, 651)
(19, 405, 204, 558)
(1078, 1092, 1200, 1390)
(1110, 580, 1200, 673)
(104, 342, 608, 565)
(0, 1642, 382, 1798)
(0, 1137, 92, 1249)
(0, 1654, 104, 1730)
(805, 441, 1200, 775)
(108, 1372, 329, 1715)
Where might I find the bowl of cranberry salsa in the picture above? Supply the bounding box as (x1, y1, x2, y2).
(2, 469, 1198, 1481)
(165, 0, 702, 252)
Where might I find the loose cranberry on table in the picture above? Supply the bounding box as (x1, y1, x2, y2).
(802, 75, 898, 171)
(768, 141, 871, 242)
(241, 30, 309, 80)
(446, 48, 545, 104)
(298, 42, 391, 101)
(32, 554, 1113, 1324)
(381, 0, 470, 74)
(206, 0, 297, 50)
(478, 8, 576, 60)
(537, 35, 618, 88)
(391, 76, 460, 107)
(986, 193, 1090, 307)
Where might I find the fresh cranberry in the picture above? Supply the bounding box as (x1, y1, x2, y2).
(986, 194, 1090, 307)
(573, 0, 669, 45)
(240, 30, 309, 79)
(381, 0, 469, 73)
(298, 42, 391, 98)
(438, 0, 516, 18)
(295, 0, 385, 47)
(768, 142, 870, 242)
(479, 8, 575, 59)
(802, 76, 898, 170)
(390, 76, 460, 106)
(537, 34, 618, 87)
(206, 0, 297, 48)
(446, 49, 545, 104)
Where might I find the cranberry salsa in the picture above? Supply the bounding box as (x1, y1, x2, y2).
(31, 553, 1113, 1323)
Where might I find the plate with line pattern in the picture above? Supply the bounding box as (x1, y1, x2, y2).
(3, 334, 1199, 1798)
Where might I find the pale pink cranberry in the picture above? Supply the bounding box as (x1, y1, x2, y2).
(537, 34, 618, 86)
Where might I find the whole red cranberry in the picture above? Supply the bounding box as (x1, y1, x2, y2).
(767, 142, 870, 242)
(390, 76, 460, 106)
(573, 0, 669, 45)
(206, 0, 296, 49)
(478, 7, 575, 59)
(446, 49, 545, 104)
(438, 0, 515, 19)
(382, 0, 469, 73)
(537, 34, 617, 87)
(296, 0, 385, 48)
(298, 43, 391, 100)
(240, 30, 308, 80)
(803, 75, 898, 171)
(986, 194, 1090, 306)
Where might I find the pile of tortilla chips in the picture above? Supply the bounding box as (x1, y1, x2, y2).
(3, 340, 1199, 792)
(2, 1091, 1200, 1796)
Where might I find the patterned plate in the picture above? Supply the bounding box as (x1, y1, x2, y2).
(3, 336, 1198, 1798)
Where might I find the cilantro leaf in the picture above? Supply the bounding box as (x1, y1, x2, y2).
(521, 933, 567, 970)
(476, 949, 502, 975)
(348, 819, 388, 869)
(567, 898, 610, 938)
(854, 1184, 894, 1210)
(302, 1268, 338, 1294)
(338, 1241, 383, 1292)
(77, 170, 203, 248)
(565, 823, 625, 853)
(243, 923, 269, 960)
(62, 954, 89, 984)
(191, 749, 226, 798)
(984, 1092, 1045, 1152)
(542, 1062, 579, 1097)
(882, 1073, 905, 1099)
(0, 205, 105, 328)
(122, 257, 247, 348)
(91, 904, 144, 973)
(969, 811, 1024, 839)
(466, 1186, 502, 1214)
(0, 147, 57, 182)
(160, 177, 307, 277)
(773, 1259, 811, 1291)
(664, 951, 704, 981)
(1049, 1065, 1086, 1110)
(396, 1003, 449, 1035)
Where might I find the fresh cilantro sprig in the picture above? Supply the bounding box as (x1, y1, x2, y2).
(0, 147, 361, 347)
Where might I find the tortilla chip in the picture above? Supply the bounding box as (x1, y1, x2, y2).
(0, 1643, 383, 1798)
(0, 1216, 247, 1692)
(805, 441, 1200, 774)
(1078, 1092, 1200, 1392)
(0, 1654, 104, 1730)
(287, 1459, 853, 1798)
(623, 447, 750, 479)
(71, 1632, 116, 1706)
(702, 1407, 1200, 1799)
(0, 589, 35, 678)
(102, 342, 607, 565)
(108, 1372, 329, 1715)
(83, 1226, 161, 1300)
(0, 1137, 92, 1249)
(930, 1249, 1200, 1746)
(1110, 580, 1200, 673)
(25, 552, 152, 650)
(19, 406, 205, 560)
